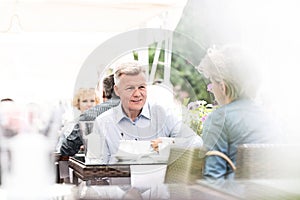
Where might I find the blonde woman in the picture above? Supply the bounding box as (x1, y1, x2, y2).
(72, 88, 100, 114)
(197, 45, 282, 183)
(60, 74, 120, 156)
(56, 88, 99, 152)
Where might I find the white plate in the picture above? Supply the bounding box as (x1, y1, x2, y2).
(149, 155, 169, 162)
(114, 152, 157, 161)
(114, 154, 140, 161)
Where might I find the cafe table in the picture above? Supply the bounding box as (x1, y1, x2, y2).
(1, 179, 299, 200)
(67, 155, 300, 199)
(65, 179, 300, 200)
(68, 154, 168, 186)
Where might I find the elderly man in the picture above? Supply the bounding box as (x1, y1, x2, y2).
(93, 61, 202, 163)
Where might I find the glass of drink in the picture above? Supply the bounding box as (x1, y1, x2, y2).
(78, 121, 94, 155)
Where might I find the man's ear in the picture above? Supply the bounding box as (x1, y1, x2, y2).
(114, 85, 120, 97)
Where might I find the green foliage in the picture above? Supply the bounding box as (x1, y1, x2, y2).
(147, 41, 213, 104)
(133, 51, 138, 60)
(170, 54, 212, 103)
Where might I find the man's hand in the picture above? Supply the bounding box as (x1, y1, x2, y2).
(150, 138, 162, 152)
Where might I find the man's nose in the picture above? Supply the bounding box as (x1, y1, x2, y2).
(132, 88, 142, 96)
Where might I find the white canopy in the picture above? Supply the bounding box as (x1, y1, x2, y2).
(0, 0, 187, 103)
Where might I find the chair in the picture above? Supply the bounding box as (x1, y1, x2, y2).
(164, 147, 236, 184)
(235, 144, 300, 179)
(54, 153, 70, 184)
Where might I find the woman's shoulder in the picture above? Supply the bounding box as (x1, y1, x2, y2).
(205, 99, 256, 121)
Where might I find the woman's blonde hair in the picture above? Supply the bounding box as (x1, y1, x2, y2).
(72, 88, 100, 109)
(197, 45, 262, 100)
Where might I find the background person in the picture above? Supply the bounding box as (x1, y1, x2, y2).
(0, 98, 14, 102)
(56, 87, 99, 152)
(72, 88, 99, 116)
(79, 74, 120, 122)
(197, 45, 282, 183)
(59, 74, 120, 156)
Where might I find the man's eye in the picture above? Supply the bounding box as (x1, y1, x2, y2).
(90, 100, 95, 102)
(139, 86, 146, 90)
(126, 87, 135, 91)
(82, 100, 88, 103)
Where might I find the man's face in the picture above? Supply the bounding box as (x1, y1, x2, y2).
(114, 73, 147, 116)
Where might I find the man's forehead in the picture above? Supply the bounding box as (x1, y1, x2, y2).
(120, 74, 146, 82)
(122, 81, 147, 87)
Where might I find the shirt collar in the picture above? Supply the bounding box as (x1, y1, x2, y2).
(115, 102, 151, 123)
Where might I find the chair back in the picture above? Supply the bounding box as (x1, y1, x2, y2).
(235, 144, 300, 179)
(164, 147, 236, 184)
(164, 147, 205, 184)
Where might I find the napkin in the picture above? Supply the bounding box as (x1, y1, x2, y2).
(114, 140, 154, 161)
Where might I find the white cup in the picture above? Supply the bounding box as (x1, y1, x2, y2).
(158, 137, 174, 159)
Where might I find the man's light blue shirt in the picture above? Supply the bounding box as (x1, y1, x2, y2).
(94, 101, 202, 163)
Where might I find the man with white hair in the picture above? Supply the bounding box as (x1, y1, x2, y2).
(93, 61, 203, 163)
